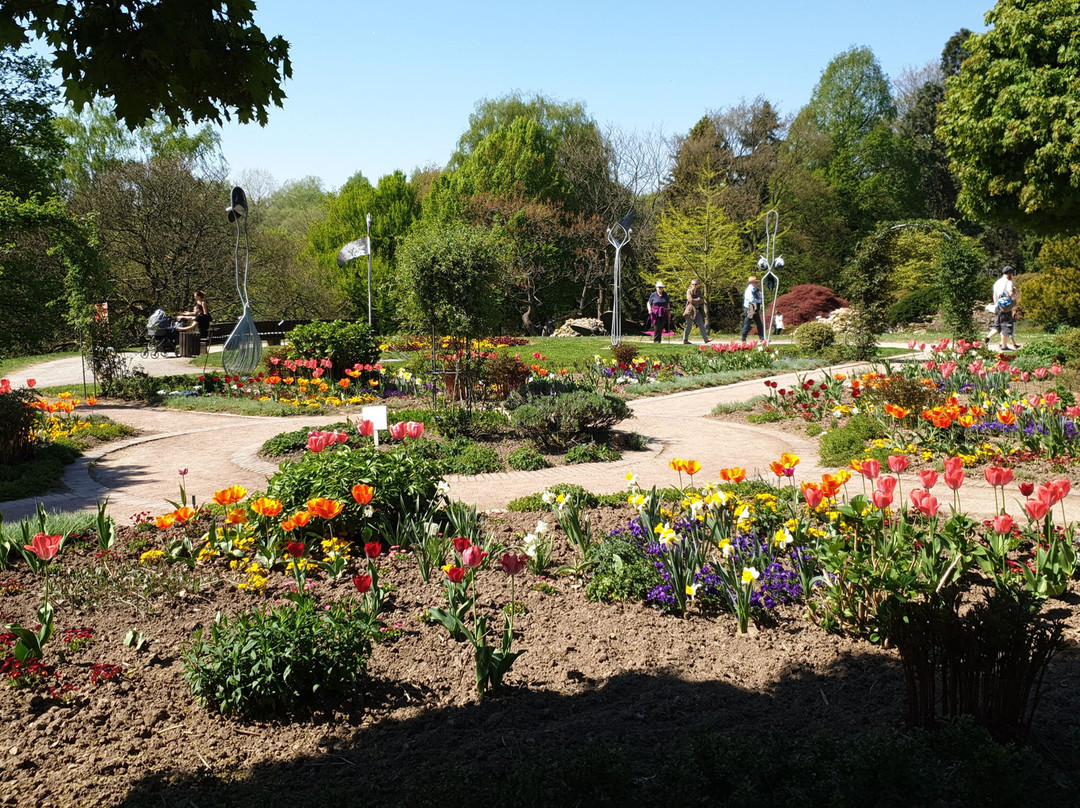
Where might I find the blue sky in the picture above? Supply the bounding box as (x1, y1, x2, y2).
(217, 0, 993, 193)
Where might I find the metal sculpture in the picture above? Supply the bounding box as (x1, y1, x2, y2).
(756, 209, 784, 343)
(222, 187, 262, 376)
(607, 211, 634, 347)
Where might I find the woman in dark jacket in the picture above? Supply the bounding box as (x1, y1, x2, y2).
(647, 281, 671, 343)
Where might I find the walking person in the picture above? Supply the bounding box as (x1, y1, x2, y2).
(988, 266, 1020, 351)
(646, 281, 671, 343)
(682, 279, 709, 344)
(741, 275, 764, 342)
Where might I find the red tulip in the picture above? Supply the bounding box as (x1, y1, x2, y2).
(910, 488, 929, 509)
(24, 532, 62, 561)
(26, 379, 36, 388)
(915, 495, 940, 518)
(332, 430, 348, 444)
(445, 565, 466, 584)
(285, 541, 305, 558)
(993, 514, 1014, 534)
(364, 542, 382, 559)
(871, 490, 893, 510)
(404, 421, 425, 439)
(944, 456, 963, 476)
(1019, 482, 1035, 497)
(500, 553, 528, 576)
(944, 466, 965, 490)
(357, 420, 374, 437)
(388, 422, 406, 440)
(462, 544, 488, 568)
(1024, 498, 1050, 521)
(353, 574, 372, 594)
(1037, 484, 1059, 507)
(887, 454, 909, 473)
(859, 458, 881, 480)
(919, 470, 938, 489)
(1051, 477, 1072, 500)
(876, 475, 898, 496)
(984, 466, 1014, 488)
(802, 484, 823, 510)
(452, 537, 471, 554)
(307, 433, 327, 453)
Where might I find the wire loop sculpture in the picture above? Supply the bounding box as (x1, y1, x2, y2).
(222, 187, 262, 376)
(756, 209, 784, 343)
(607, 212, 633, 347)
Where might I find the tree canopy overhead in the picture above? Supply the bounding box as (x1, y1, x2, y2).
(0, 0, 292, 129)
(937, 1, 1080, 234)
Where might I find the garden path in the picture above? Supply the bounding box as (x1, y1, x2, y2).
(3, 352, 1078, 525)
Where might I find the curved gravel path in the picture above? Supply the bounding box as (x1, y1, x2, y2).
(3, 353, 1078, 525)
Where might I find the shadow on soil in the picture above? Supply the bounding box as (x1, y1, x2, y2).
(115, 646, 1080, 808)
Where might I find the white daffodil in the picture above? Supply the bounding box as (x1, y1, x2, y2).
(541, 491, 555, 505)
(534, 519, 549, 536)
(424, 522, 439, 537)
(741, 566, 760, 583)
(435, 480, 451, 497)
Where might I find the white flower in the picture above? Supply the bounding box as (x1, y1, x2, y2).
(535, 519, 549, 535)
(522, 533, 538, 558)
(435, 480, 451, 497)
(424, 522, 439, 537)
(364, 506, 374, 518)
(625, 472, 639, 488)
(541, 491, 555, 505)
(690, 500, 705, 519)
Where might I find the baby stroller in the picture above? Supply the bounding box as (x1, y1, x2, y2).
(142, 309, 180, 358)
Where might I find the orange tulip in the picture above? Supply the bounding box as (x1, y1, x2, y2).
(86, 397, 97, 406)
(683, 460, 702, 476)
(171, 506, 196, 524)
(719, 467, 746, 483)
(769, 461, 795, 478)
(668, 458, 687, 473)
(306, 498, 344, 520)
(250, 497, 284, 518)
(213, 485, 248, 506)
(291, 511, 311, 527)
(225, 509, 248, 525)
(883, 403, 910, 419)
(351, 484, 374, 505)
(280, 519, 296, 532)
(154, 514, 176, 530)
(996, 409, 1017, 426)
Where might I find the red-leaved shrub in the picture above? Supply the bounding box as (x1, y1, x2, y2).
(773, 285, 849, 329)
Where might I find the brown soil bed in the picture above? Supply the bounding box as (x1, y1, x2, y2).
(1, 508, 1079, 807)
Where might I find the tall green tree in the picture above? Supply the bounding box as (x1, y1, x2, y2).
(1, 0, 291, 129)
(655, 167, 746, 330)
(937, 1, 1080, 233)
(0, 49, 64, 199)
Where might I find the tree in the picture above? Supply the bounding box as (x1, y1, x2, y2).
(56, 99, 223, 195)
(0, 49, 65, 199)
(450, 93, 593, 170)
(73, 155, 232, 332)
(805, 47, 896, 149)
(938, 2, 1080, 233)
(1022, 236, 1080, 328)
(655, 167, 746, 331)
(1, 0, 291, 129)
(399, 221, 503, 337)
(0, 192, 105, 354)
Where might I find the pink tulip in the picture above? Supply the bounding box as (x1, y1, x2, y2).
(1051, 364, 1063, 376)
(404, 421, 425, 439)
(178, 467, 188, 476)
(357, 420, 374, 437)
(1020, 371, 1031, 382)
(1037, 484, 1059, 507)
(984, 466, 1014, 488)
(887, 454, 909, 473)
(803, 486, 824, 510)
(1025, 498, 1050, 521)
(1034, 367, 1048, 380)
(859, 458, 881, 480)
(876, 475, 898, 495)
(910, 488, 929, 509)
(944, 456, 963, 475)
(1051, 477, 1072, 500)
(993, 514, 1014, 534)
(871, 490, 893, 510)
(334, 430, 348, 444)
(1066, 406, 1080, 418)
(462, 544, 488, 569)
(307, 434, 327, 453)
(1043, 391, 1060, 408)
(919, 470, 938, 489)
(388, 422, 406, 440)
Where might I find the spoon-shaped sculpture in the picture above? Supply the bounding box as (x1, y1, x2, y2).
(222, 187, 262, 376)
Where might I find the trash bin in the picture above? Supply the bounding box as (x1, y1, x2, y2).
(179, 329, 199, 358)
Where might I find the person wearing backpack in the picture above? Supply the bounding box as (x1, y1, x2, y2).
(987, 266, 1020, 351)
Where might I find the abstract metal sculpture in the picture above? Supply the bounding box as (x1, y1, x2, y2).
(222, 187, 262, 376)
(756, 209, 784, 343)
(607, 211, 634, 347)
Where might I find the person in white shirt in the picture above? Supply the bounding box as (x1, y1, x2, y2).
(988, 266, 1019, 351)
(741, 276, 764, 342)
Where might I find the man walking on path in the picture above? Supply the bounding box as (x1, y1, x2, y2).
(741, 276, 764, 342)
(988, 266, 1020, 351)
